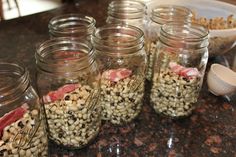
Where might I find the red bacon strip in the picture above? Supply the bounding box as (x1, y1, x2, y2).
(102, 68, 132, 82)
(43, 84, 80, 103)
(169, 62, 200, 79)
(0, 103, 28, 138)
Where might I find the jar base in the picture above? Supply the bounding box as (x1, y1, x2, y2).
(48, 136, 98, 151)
(153, 110, 193, 120)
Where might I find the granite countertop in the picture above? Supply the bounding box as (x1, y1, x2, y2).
(0, 0, 235, 156)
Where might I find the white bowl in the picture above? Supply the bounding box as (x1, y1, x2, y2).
(209, 28, 236, 56)
(146, 0, 236, 56)
(207, 64, 236, 96)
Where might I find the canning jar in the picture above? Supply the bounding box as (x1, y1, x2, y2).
(145, 5, 193, 81)
(48, 14, 96, 40)
(35, 38, 101, 149)
(106, 0, 146, 34)
(93, 24, 146, 125)
(0, 61, 48, 157)
(150, 22, 209, 118)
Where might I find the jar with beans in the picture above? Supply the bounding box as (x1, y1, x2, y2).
(48, 14, 96, 40)
(106, 1, 148, 81)
(0, 61, 48, 157)
(151, 22, 209, 118)
(35, 38, 101, 149)
(93, 24, 146, 125)
(145, 5, 193, 82)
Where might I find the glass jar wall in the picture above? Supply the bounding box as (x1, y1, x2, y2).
(150, 22, 209, 118)
(0, 61, 48, 157)
(145, 5, 193, 81)
(35, 38, 101, 149)
(48, 14, 96, 40)
(93, 24, 146, 125)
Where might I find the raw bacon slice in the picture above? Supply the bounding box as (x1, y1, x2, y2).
(0, 103, 28, 138)
(43, 84, 80, 103)
(180, 67, 199, 78)
(58, 84, 80, 93)
(169, 62, 200, 79)
(169, 62, 184, 73)
(102, 68, 132, 82)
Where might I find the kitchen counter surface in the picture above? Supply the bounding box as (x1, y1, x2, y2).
(0, 0, 235, 156)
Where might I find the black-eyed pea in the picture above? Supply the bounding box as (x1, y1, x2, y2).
(9, 126, 16, 134)
(19, 149, 26, 156)
(23, 113, 30, 119)
(69, 105, 77, 111)
(50, 105, 57, 112)
(31, 109, 39, 117)
(25, 149, 32, 157)
(30, 146, 37, 153)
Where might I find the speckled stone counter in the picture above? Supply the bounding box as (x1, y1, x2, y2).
(0, 0, 235, 156)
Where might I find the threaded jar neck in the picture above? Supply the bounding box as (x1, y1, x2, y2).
(35, 37, 95, 74)
(48, 14, 96, 38)
(159, 22, 209, 49)
(0, 61, 30, 106)
(151, 5, 193, 25)
(93, 24, 144, 56)
(107, 0, 146, 20)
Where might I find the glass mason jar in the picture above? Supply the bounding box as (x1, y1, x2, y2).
(145, 5, 193, 81)
(93, 24, 146, 125)
(48, 14, 96, 40)
(35, 38, 101, 149)
(106, 0, 146, 34)
(150, 22, 209, 118)
(0, 61, 48, 157)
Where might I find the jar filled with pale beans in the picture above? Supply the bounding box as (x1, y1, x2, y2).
(35, 37, 101, 149)
(0, 61, 48, 157)
(151, 22, 209, 118)
(93, 24, 146, 125)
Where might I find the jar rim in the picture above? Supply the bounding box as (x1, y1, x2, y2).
(109, 0, 146, 10)
(0, 60, 29, 105)
(35, 37, 95, 73)
(48, 14, 96, 35)
(93, 24, 144, 54)
(93, 24, 143, 44)
(36, 37, 94, 60)
(150, 5, 193, 25)
(108, 0, 146, 19)
(161, 22, 209, 42)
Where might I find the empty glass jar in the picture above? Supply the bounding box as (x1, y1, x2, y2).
(151, 22, 209, 118)
(145, 5, 193, 81)
(48, 14, 96, 40)
(35, 38, 101, 149)
(93, 24, 146, 125)
(0, 61, 48, 157)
